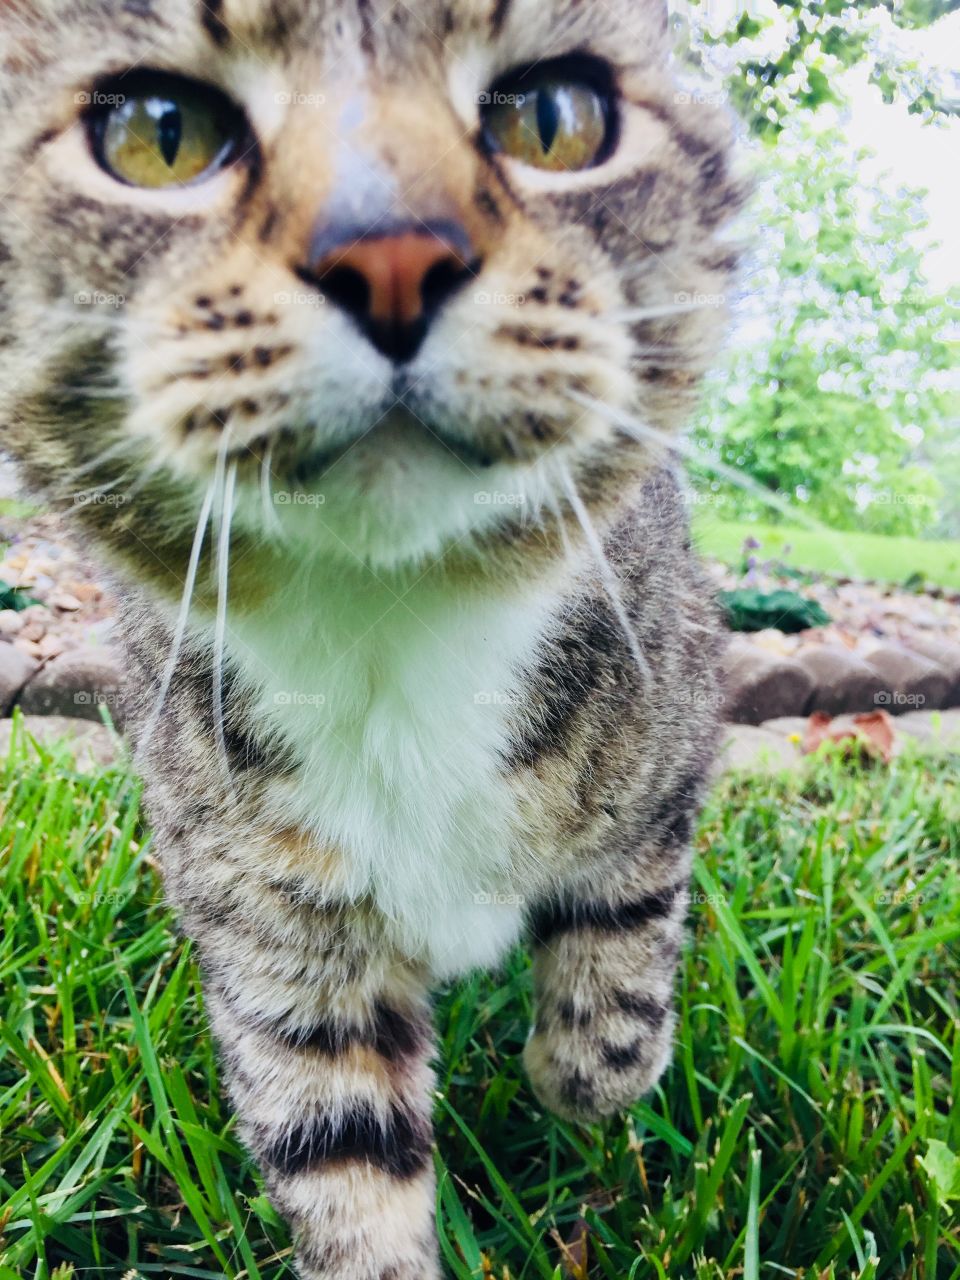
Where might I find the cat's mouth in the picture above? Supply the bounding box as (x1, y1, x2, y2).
(235, 400, 521, 490)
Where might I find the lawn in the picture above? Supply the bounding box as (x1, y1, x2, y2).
(1, 721, 960, 1279)
(694, 516, 960, 590)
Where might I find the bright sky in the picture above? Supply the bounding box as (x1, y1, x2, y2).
(674, 2, 960, 291)
(843, 15, 960, 290)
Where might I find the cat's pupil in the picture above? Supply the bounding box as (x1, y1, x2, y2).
(536, 89, 560, 155)
(156, 105, 182, 167)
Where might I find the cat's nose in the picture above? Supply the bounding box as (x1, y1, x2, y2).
(300, 220, 476, 364)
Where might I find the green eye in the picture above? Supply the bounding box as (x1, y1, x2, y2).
(482, 60, 615, 172)
(88, 75, 243, 189)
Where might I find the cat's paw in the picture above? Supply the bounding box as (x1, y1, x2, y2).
(522, 1016, 674, 1124)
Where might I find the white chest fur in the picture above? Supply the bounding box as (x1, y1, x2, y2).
(227, 563, 563, 976)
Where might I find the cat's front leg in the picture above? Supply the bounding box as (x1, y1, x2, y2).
(522, 847, 692, 1124)
(181, 880, 439, 1280)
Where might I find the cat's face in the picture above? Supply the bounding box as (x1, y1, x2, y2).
(0, 0, 738, 580)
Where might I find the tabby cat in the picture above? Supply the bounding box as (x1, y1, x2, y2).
(0, 0, 742, 1274)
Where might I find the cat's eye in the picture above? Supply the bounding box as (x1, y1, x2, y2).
(85, 74, 245, 189)
(482, 58, 616, 173)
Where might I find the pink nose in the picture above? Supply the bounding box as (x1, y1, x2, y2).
(304, 223, 475, 362)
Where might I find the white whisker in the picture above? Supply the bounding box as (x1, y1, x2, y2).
(568, 389, 860, 577)
(606, 301, 717, 323)
(558, 462, 651, 692)
(259, 438, 283, 539)
(214, 452, 238, 796)
(62, 438, 137, 482)
(139, 479, 216, 752)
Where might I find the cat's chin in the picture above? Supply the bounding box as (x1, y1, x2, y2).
(244, 409, 559, 575)
(283, 406, 507, 487)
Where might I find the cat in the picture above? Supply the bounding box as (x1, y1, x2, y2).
(0, 0, 742, 1275)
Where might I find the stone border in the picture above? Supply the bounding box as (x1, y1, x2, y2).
(722, 636, 960, 725)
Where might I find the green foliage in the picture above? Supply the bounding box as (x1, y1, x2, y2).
(695, 517, 960, 588)
(0, 585, 38, 612)
(2, 721, 960, 1276)
(675, 0, 959, 141)
(691, 123, 957, 535)
(718, 586, 831, 632)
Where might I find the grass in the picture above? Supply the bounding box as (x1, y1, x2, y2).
(1, 718, 960, 1279)
(693, 516, 960, 590)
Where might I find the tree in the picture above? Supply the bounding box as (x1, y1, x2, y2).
(690, 122, 957, 535)
(672, 0, 960, 141)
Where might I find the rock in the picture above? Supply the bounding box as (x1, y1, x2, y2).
(0, 609, 24, 636)
(797, 644, 888, 716)
(861, 644, 952, 714)
(18, 645, 127, 726)
(12, 637, 42, 660)
(48, 590, 82, 612)
(37, 633, 68, 661)
(721, 637, 815, 725)
(894, 708, 960, 749)
(902, 635, 960, 708)
(0, 715, 119, 770)
(715, 724, 802, 775)
(0, 644, 39, 714)
(758, 717, 810, 739)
